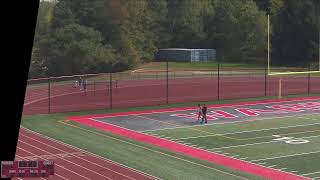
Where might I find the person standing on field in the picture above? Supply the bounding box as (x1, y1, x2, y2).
(201, 104, 208, 124)
(197, 104, 202, 123)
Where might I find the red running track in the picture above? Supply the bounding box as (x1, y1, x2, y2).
(23, 76, 320, 115)
(14, 128, 159, 180)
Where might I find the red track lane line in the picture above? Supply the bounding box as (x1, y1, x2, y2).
(19, 129, 156, 180)
(17, 139, 117, 180)
(68, 96, 320, 120)
(20, 128, 160, 180)
(69, 117, 310, 180)
(19, 132, 153, 180)
(24, 90, 94, 106)
(16, 147, 82, 180)
(15, 147, 30, 160)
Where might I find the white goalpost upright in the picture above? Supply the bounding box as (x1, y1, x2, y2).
(266, 14, 320, 98)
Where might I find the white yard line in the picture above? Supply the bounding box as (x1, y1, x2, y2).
(298, 117, 320, 120)
(251, 150, 320, 162)
(172, 122, 320, 141)
(268, 165, 277, 168)
(205, 134, 320, 152)
(208, 141, 277, 150)
(302, 172, 320, 176)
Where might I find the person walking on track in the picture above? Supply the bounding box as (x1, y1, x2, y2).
(73, 80, 78, 88)
(83, 79, 87, 90)
(79, 76, 83, 90)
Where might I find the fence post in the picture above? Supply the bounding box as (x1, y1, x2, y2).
(93, 80, 95, 96)
(278, 77, 282, 99)
(48, 77, 51, 114)
(308, 64, 311, 94)
(217, 61, 220, 100)
(166, 59, 169, 104)
(84, 75, 87, 96)
(265, 60, 267, 96)
(109, 73, 113, 109)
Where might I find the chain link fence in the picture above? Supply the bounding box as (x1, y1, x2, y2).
(23, 63, 320, 115)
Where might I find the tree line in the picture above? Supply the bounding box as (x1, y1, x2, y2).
(29, 0, 319, 78)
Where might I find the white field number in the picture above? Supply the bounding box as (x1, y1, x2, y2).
(272, 135, 309, 144)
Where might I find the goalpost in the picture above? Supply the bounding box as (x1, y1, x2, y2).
(266, 14, 320, 98)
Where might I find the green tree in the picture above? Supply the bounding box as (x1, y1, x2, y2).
(208, 0, 266, 62)
(271, 0, 319, 66)
(38, 24, 117, 76)
(147, 0, 170, 48)
(35, 1, 56, 39)
(166, 0, 215, 48)
(51, 0, 75, 29)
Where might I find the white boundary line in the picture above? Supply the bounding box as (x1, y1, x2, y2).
(172, 121, 320, 141)
(20, 127, 161, 180)
(251, 150, 320, 162)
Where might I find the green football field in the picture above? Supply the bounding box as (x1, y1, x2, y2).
(141, 113, 320, 179)
(20, 96, 320, 180)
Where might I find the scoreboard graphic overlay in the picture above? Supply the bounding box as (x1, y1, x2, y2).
(1, 160, 54, 178)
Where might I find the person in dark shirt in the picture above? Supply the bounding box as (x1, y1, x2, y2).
(201, 104, 208, 124)
(79, 76, 83, 90)
(83, 79, 87, 90)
